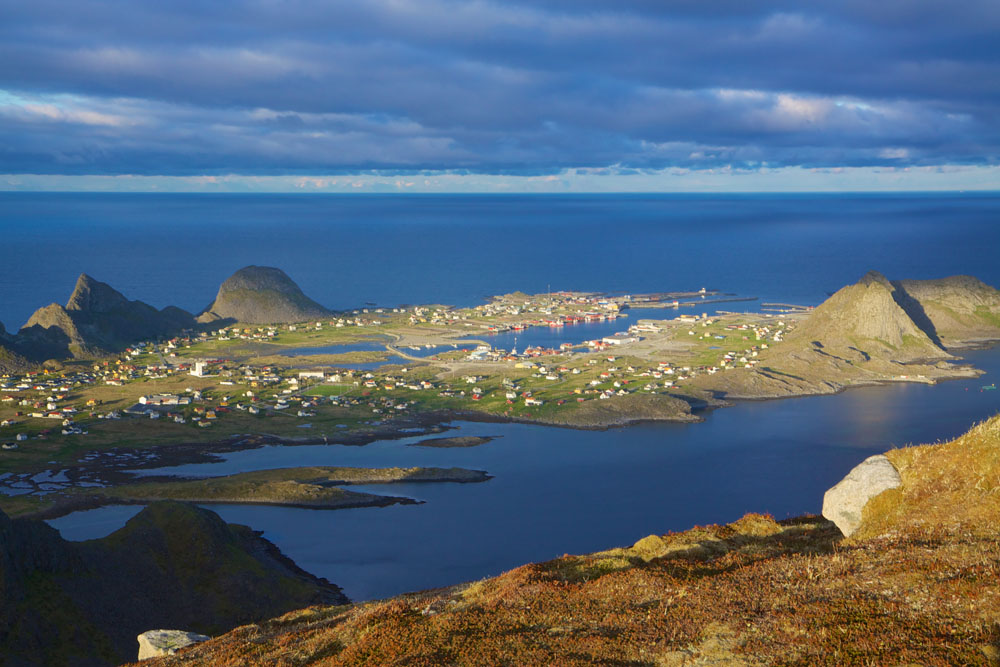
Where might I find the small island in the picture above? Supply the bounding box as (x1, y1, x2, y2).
(408, 435, 496, 448)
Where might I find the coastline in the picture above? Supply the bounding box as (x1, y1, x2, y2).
(4, 333, 998, 521)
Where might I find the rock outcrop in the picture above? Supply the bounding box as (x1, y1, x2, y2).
(821, 454, 902, 536)
(137, 630, 210, 660)
(198, 266, 332, 324)
(0, 501, 346, 666)
(16, 274, 195, 359)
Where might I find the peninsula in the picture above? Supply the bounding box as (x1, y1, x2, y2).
(44, 466, 491, 517)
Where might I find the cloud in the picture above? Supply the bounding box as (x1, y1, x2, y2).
(0, 0, 997, 177)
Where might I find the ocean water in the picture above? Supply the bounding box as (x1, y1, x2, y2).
(50, 345, 1000, 601)
(1, 192, 998, 329)
(9, 191, 1000, 601)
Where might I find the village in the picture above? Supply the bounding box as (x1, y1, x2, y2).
(0, 289, 799, 478)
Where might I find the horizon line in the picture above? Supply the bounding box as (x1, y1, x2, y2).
(2, 165, 998, 194)
(1, 188, 998, 196)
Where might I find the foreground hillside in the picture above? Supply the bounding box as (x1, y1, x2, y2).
(0, 502, 345, 666)
(135, 416, 1000, 666)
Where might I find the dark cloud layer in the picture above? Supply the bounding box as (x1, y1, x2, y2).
(1, 0, 998, 175)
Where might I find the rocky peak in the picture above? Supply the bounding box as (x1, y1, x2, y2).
(199, 266, 332, 324)
(15, 274, 194, 360)
(65, 273, 130, 313)
(857, 269, 893, 289)
(786, 270, 948, 361)
(219, 266, 302, 293)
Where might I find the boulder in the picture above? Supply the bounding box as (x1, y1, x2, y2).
(137, 629, 211, 660)
(822, 454, 901, 536)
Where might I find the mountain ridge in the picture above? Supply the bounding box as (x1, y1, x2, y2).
(16, 274, 195, 360)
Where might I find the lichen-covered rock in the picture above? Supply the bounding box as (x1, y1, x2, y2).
(137, 629, 210, 660)
(822, 454, 902, 536)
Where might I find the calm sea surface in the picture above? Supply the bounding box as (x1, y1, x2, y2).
(7, 192, 999, 600)
(1, 192, 998, 328)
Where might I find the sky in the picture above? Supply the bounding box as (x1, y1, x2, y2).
(1, 0, 999, 192)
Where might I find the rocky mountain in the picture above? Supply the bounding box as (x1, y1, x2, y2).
(132, 417, 1000, 666)
(16, 274, 195, 359)
(0, 502, 346, 666)
(692, 271, 995, 400)
(198, 266, 332, 324)
(893, 275, 1000, 348)
(0, 322, 32, 373)
(783, 270, 950, 363)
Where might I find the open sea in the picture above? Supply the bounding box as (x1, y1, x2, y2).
(1, 192, 998, 329)
(4, 192, 1000, 601)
